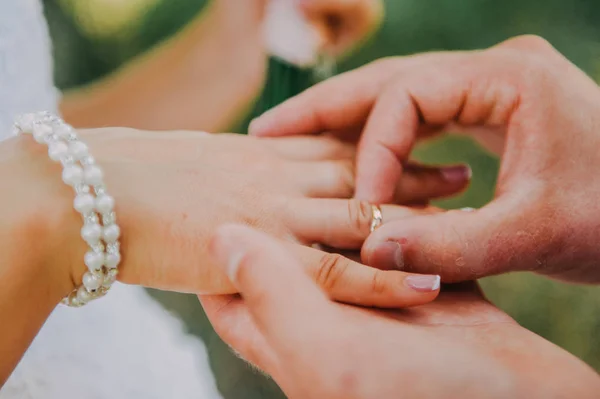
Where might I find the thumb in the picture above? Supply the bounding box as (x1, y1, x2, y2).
(362, 201, 543, 282)
(209, 224, 336, 350)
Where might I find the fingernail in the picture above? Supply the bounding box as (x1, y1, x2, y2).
(405, 275, 441, 292)
(211, 225, 251, 282)
(369, 241, 404, 270)
(248, 116, 269, 136)
(440, 165, 472, 183)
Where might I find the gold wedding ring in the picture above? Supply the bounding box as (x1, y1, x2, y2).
(370, 204, 383, 233)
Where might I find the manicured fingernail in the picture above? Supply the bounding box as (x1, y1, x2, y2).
(440, 165, 472, 183)
(369, 241, 404, 270)
(405, 275, 441, 292)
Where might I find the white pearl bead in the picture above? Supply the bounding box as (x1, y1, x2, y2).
(82, 271, 103, 291)
(81, 223, 102, 244)
(84, 251, 104, 271)
(83, 166, 103, 186)
(32, 124, 52, 143)
(77, 285, 92, 303)
(102, 224, 120, 243)
(16, 113, 35, 133)
(55, 124, 73, 139)
(69, 141, 88, 160)
(48, 141, 69, 162)
(95, 194, 114, 214)
(105, 253, 121, 269)
(62, 165, 83, 186)
(73, 193, 95, 214)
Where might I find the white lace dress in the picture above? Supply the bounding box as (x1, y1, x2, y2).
(0, 2, 221, 398)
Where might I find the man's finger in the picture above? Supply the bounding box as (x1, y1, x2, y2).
(249, 60, 398, 136)
(354, 68, 468, 202)
(361, 199, 545, 281)
(354, 54, 522, 202)
(209, 224, 335, 352)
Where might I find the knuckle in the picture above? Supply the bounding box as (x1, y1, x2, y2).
(497, 35, 565, 77)
(316, 253, 350, 291)
(369, 56, 398, 71)
(346, 199, 372, 235)
(334, 160, 355, 197)
(510, 34, 554, 53)
(370, 270, 391, 295)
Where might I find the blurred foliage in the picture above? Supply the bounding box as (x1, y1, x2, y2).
(43, 0, 600, 396)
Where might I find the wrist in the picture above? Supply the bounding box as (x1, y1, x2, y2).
(0, 135, 81, 304)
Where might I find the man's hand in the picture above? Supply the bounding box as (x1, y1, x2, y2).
(250, 35, 600, 283)
(200, 225, 600, 399)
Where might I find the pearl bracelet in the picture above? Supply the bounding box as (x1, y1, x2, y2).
(14, 112, 121, 307)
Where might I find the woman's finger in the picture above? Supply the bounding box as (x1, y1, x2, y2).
(395, 163, 471, 204)
(286, 241, 440, 308)
(286, 198, 441, 248)
(264, 135, 356, 161)
(289, 160, 355, 198)
(210, 225, 440, 317)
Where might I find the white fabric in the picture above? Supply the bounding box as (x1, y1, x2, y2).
(0, 0, 58, 137)
(0, 1, 221, 398)
(3, 285, 222, 399)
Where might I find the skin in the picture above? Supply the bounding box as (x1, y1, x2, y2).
(299, 0, 384, 57)
(250, 35, 600, 283)
(201, 224, 600, 399)
(60, 0, 383, 132)
(0, 129, 468, 384)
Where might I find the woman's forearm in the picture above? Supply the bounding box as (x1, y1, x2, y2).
(60, 1, 266, 133)
(0, 136, 75, 385)
(0, 232, 63, 385)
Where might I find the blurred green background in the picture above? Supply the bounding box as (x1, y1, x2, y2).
(43, 0, 600, 396)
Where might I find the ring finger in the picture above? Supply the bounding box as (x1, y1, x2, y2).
(285, 198, 442, 249)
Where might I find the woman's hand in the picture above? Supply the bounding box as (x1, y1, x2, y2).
(201, 225, 600, 399)
(265, 0, 383, 66)
(250, 35, 600, 284)
(298, 0, 384, 57)
(1, 130, 470, 308)
(61, 0, 269, 132)
(61, 0, 383, 132)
